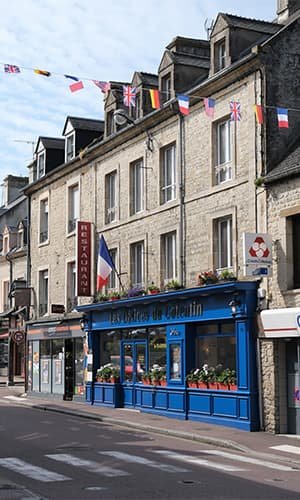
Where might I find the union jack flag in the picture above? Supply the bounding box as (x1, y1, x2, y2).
(123, 85, 136, 107)
(4, 64, 20, 73)
(230, 101, 241, 121)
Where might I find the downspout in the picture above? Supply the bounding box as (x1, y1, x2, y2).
(5, 249, 14, 385)
(179, 114, 186, 286)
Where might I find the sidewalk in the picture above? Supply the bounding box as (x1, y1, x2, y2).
(1, 383, 300, 469)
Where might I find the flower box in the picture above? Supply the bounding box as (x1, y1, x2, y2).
(218, 383, 229, 390)
(208, 382, 218, 390)
(198, 382, 208, 389)
(229, 384, 238, 391)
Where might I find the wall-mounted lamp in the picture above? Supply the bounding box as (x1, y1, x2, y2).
(113, 109, 153, 152)
(228, 296, 241, 317)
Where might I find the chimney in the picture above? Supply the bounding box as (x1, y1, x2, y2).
(277, 0, 300, 23)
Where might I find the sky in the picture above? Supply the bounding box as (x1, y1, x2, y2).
(0, 0, 276, 181)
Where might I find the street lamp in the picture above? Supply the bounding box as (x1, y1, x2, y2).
(229, 295, 241, 317)
(113, 109, 153, 152)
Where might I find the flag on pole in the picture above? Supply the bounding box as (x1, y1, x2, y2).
(230, 101, 241, 121)
(277, 107, 289, 128)
(204, 97, 215, 118)
(149, 89, 161, 109)
(123, 85, 136, 107)
(97, 235, 115, 291)
(64, 75, 84, 93)
(254, 104, 264, 124)
(4, 64, 20, 73)
(93, 80, 111, 93)
(34, 68, 51, 77)
(177, 94, 190, 115)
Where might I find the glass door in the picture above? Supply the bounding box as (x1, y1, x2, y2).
(122, 341, 146, 384)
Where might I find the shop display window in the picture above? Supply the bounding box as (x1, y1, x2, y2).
(169, 342, 182, 381)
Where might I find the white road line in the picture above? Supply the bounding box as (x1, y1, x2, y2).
(16, 432, 48, 441)
(99, 451, 189, 473)
(153, 450, 247, 472)
(198, 449, 297, 471)
(0, 458, 70, 482)
(270, 444, 300, 455)
(46, 453, 130, 477)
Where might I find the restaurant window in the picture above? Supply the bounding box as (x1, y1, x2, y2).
(130, 158, 144, 215)
(68, 182, 79, 233)
(39, 198, 48, 244)
(149, 327, 166, 371)
(169, 343, 182, 381)
(130, 240, 144, 287)
(195, 322, 236, 378)
(160, 143, 176, 204)
(215, 119, 232, 184)
(99, 331, 121, 367)
(105, 170, 117, 224)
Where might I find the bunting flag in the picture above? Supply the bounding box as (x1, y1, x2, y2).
(254, 104, 264, 124)
(277, 107, 289, 128)
(177, 94, 189, 115)
(64, 75, 84, 93)
(97, 235, 115, 291)
(123, 85, 136, 107)
(4, 64, 20, 73)
(230, 101, 241, 121)
(34, 68, 51, 77)
(93, 80, 111, 93)
(149, 89, 161, 109)
(204, 97, 215, 118)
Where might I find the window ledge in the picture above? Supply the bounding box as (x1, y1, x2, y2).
(38, 240, 49, 248)
(66, 231, 76, 238)
(282, 288, 300, 296)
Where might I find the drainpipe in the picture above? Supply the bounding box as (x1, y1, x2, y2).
(178, 114, 186, 286)
(5, 249, 14, 386)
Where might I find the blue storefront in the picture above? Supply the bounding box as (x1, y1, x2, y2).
(78, 281, 259, 431)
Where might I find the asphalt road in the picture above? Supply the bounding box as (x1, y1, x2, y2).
(0, 398, 299, 500)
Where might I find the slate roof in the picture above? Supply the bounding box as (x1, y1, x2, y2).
(64, 117, 105, 134)
(138, 72, 158, 86)
(38, 137, 65, 150)
(220, 13, 281, 34)
(173, 53, 210, 68)
(265, 145, 300, 184)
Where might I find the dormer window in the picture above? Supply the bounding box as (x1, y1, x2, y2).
(133, 92, 141, 120)
(215, 39, 226, 72)
(106, 110, 115, 136)
(161, 74, 171, 104)
(37, 152, 45, 179)
(3, 235, 9, 254)
(66, 133, 75, 162)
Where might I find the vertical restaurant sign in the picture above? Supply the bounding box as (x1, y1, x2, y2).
(76, 221, 92, 296)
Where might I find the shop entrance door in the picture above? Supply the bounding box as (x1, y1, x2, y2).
(286, 340, 300, 434)
(122, 341, 146, 385)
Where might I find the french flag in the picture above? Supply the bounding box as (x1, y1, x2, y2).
(277, 107, 289, 128)
(97, 235, 114, 291)
(177, 94, 190, 115)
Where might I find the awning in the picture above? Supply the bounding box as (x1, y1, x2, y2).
(261, 308, 300, 338)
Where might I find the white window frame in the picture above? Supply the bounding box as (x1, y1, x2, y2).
(38, 269, 49, 316)
(161, 231, 177, 283)
(105, 170, 117, 224)
(67, 180, 80, 234)
(2, 235, 9, 255)
(130, 241, 144, 288)
(161, 74, 172, 103)
(215, 119, 232, 184)
(215, 216, 233, 271)
(215, 39, 226, 72)
(39, 197, 49, 244)
(2, 280, 10, 311)
(65, 132, 75, 163)
(107, 248, 117, 290)
(160, 143, 176, 204)
(66, 260, 77, 311)
(130, 159, 144, 215)
(37, 152, 45, 179)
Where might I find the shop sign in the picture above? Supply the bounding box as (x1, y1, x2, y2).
(110, 299, 203, 326)
(76, 221, 92, 297)
(51, 304, 65, 314)
(243, 232, 272, 277)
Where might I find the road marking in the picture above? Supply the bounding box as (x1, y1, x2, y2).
(99, 451, 189, 473)
(199, 449, 297, 471)
(16, 432, 48, 441)
(0, 457, 70, 482)
(270, 445, 300, 455)
(46, 453, 129, 477)
(154, 450, 247, 472)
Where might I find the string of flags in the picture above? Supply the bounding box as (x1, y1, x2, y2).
(1, 61, 294, 128)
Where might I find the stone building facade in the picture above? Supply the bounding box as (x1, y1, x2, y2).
(24, 1, 300, 431)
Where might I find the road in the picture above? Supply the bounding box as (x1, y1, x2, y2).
(0, 397, 299, 499)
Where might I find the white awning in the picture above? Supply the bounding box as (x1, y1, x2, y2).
(261, 308, 300, 338)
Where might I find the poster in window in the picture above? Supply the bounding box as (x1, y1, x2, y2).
(54, 359, 62, 385)
(170, 343, 181, 380)
(41, 359, 49, 384)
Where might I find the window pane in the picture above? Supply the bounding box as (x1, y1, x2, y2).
(39, 270, 48, 315)
(292, 215, 300, 288)
(130, 160, 144, 214)
(107, 248, 117, 289)
(68, 184, 79, 232)
(162, 232, 176, 281)
(131, 241, 144, 286)
(40, 199, 48, 243)
(105, 171, 117, 223)
(196, 335, 236, 373)
(149, 328, 166, 370)
(170, 343, 181, 380)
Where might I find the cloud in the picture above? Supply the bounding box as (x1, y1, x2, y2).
(0, 0, 275, 179)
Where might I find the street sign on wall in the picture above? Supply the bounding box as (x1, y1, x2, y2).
(243, 232, 272, 277)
